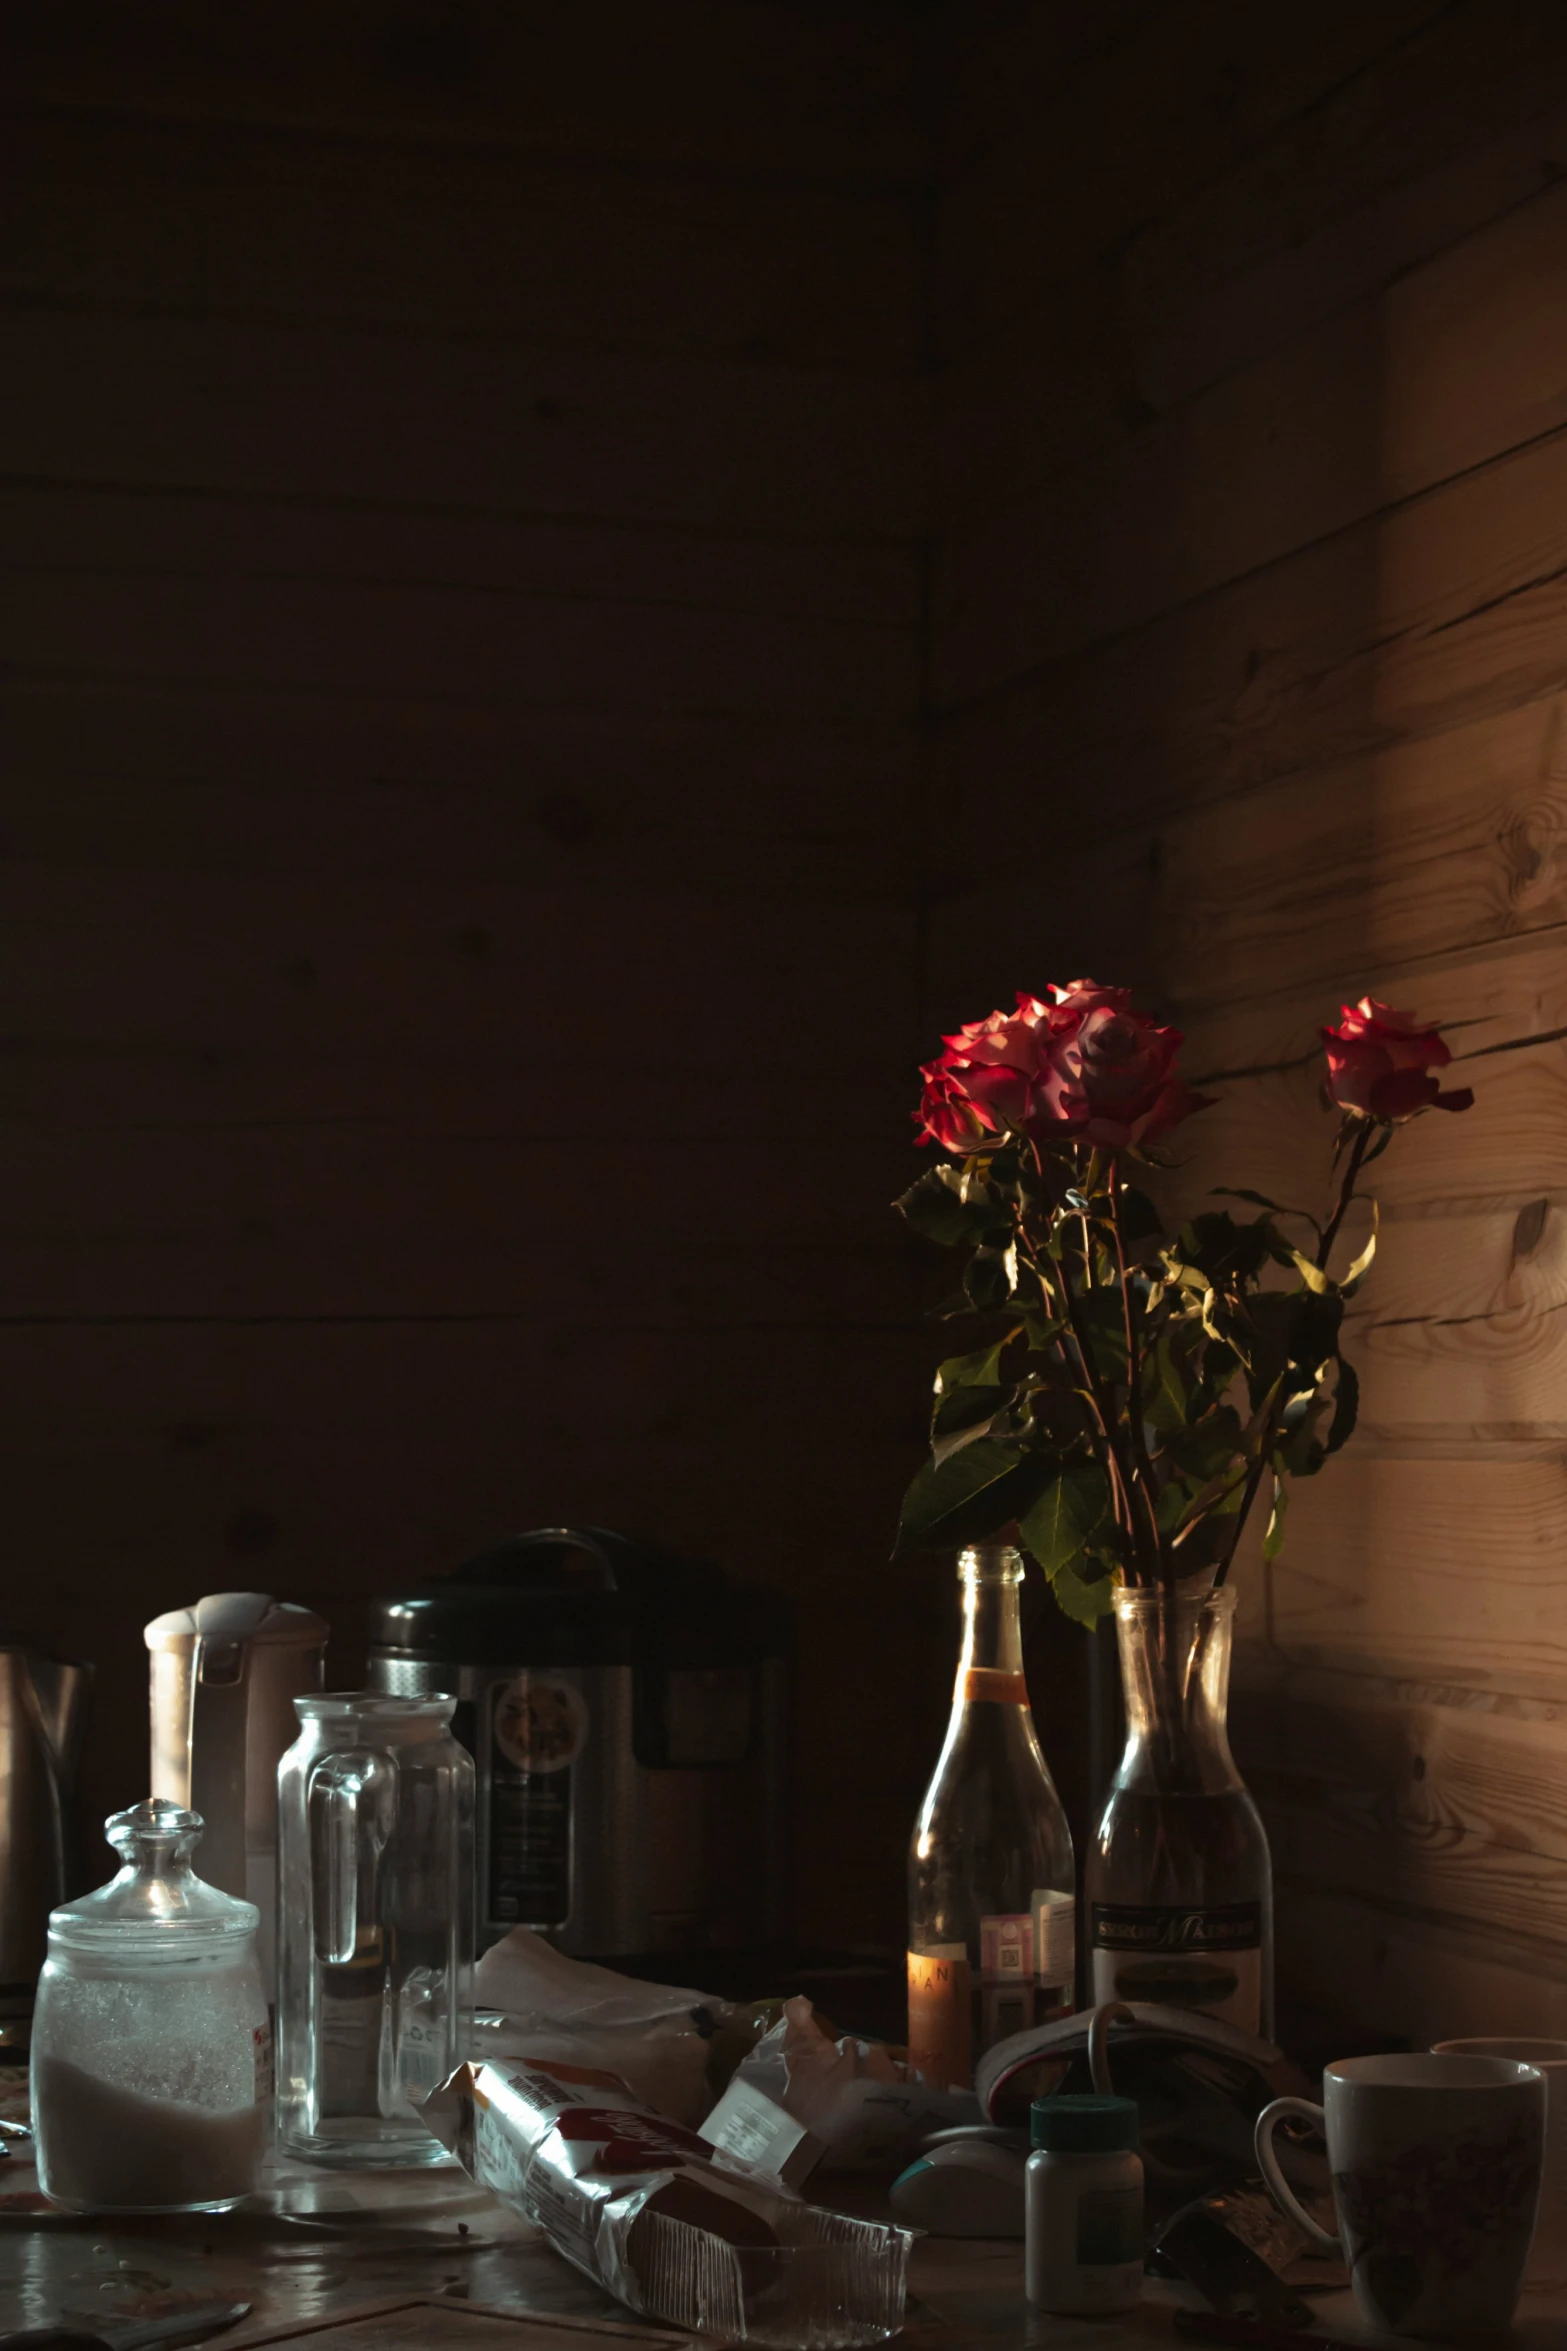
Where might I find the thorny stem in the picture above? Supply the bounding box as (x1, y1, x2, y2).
(1020, 1136, 1149, 1574)
(1214, 1114, 1379, 1588)
(1106, 1153, 1166, 1582)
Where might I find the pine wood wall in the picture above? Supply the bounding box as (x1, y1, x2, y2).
(13, 0, 1567, 2006)
(2, 1, 932, 1940)
(926, 0, 1567, 2038)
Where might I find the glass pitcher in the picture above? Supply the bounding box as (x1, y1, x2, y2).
(276, 1694, 474, 2166)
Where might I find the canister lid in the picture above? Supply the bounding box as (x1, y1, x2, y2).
(144, 1593, 329, 1655)
(1030, 2094, 1141, 2153)
(366, 1526, 791, 1670)
(48, 1799, 260, 1952)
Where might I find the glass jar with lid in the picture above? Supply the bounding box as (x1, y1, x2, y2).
(31, 1799, 270, 2212)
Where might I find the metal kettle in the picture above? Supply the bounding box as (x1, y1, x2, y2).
(0, 1641, 92, 2048)
(145, 1592, 328, 1984)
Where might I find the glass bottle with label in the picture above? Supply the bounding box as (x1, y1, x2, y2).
(1088, 1584, 1273, 2037)
(908, 1544, 1076, 2091)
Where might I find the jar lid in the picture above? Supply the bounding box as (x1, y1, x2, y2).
(48, 1799, 259, 1951)
(1030, 2094, 1141, 2153)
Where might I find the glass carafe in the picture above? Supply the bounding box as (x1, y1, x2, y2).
(277, 1694, 474, 2166)
(31, 1800, 269, 2213)
(1088, 1585, 1273, 2037)
(908, 1545, 1076, 2090)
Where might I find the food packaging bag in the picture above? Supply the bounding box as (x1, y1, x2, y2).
(427, 2054, 911, 2346)
(471, 1927, 731, 2127)
(733, 1994, 981, 2169)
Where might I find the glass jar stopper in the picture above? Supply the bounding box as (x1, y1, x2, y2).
(47, 1798, 260, 1948)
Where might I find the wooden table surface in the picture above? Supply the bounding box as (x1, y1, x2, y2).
(3, 2155, 1567, 2351)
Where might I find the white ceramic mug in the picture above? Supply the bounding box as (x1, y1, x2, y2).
(1433, 2037, 1567, 2288)
(1255, 2052, 1546, 2337)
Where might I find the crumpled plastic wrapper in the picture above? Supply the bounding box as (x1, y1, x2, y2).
(733, 1994, 980, 2169)
(426, 2053, 911, 2344)
(470, 1928, 730, 2127)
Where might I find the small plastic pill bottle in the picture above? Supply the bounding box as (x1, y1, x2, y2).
(1025, 2092, 1144, 2315)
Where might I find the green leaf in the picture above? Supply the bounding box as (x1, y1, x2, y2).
(1143, 1321, 1202, 1436)
(895, 1166, 998, 1248)
(1325, 1355, 1359, 1456)
(1276, 1396, 1330, 1478)
(1166, 1403, 1244, 1482)
(1261, 1475, 1290, 1562)
(1071, 1284, 1130, 1379)
(1178, 1211, 1276, 1288)
(1287, 1248, 1333, 1295)
(964, 1244, 1018, 1311)
(1017, 1464, 1111, 1577)
(934, 1340, 1012, 1396)
(1338, 1202, 1380, 1297)
(1244, 1290, 1344, 1408)
(931, 1384, 1014, 1465)
(1049, 1560, 1119, 1626)
(1022, 1312, 1068, 1355)
(894, 1439, 1054, 1558)
(1117, 1187, 1166, 1248)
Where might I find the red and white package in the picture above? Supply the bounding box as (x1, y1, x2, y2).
(426, 2054, 910, 2341)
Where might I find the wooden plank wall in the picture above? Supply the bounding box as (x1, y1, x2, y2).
(0, 0, 932, 1941)
(926, 0, 1567, 2037)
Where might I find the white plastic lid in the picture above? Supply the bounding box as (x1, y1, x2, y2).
(144, 1592, 329, 1657)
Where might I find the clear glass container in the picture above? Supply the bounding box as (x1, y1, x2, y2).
(276, 1692, 474, 2167)
(1088, 1585, 1273, 2037)
(30, 1799, 270, 2213)
(908, 1545, 1077, 2090)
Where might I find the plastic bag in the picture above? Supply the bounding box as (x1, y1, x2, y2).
(471, 1927, 730, 2127)
(428, 2054, 911, 2346)
(734, 1994, 980, 2170)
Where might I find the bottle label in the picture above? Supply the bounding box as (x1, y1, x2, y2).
(907, 1947, 972, 2090)
(980, 1913, 1032, 1978)
(1091, 1901, 1262, 2032)
(1033, 1890, 1077, 1988)
(960, 1667, 1029, 1704)
(487, 1674, 588, 1929)
(1077, 2184, 1143, 2266)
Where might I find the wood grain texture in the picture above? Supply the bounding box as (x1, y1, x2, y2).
(929, 3, 1567, 2030)
(0, 311, 921, 541)
(934, 0, 1443, 342)
(0, 0, 924, 181)
(935, 172, 1567, 703)
(0, 680, 919, 902)
(6, 107, 923, 373)
(933, 419, 1567, 885)
(0, 2, 928, 1946)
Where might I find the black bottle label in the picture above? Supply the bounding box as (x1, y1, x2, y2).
(1090, 1901, 1262, 2031)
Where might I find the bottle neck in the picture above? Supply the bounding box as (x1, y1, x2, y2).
(1112, 1588, 1240, 1789)
(954, 1545, 1027, 1705)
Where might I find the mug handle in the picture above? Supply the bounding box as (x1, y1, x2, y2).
(1254, 2096, 1342, 2253)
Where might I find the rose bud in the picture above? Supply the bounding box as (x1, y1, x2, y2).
(1321, 997, 1475, 1122)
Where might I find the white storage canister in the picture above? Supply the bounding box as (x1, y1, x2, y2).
(1025, 2091, 1144, 2314)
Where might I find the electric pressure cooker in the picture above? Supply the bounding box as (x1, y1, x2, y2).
(366, 1527, 791, 1959)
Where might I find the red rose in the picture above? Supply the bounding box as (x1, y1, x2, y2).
(906, 992, 1066, 1147)
(1047, 981, 1210, 1150)
(1321, 998, 1474, 1121)
(914, 984, 1208, 1153)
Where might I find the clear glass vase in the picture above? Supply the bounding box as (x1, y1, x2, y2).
(1087, 1585, 1273, 2039)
